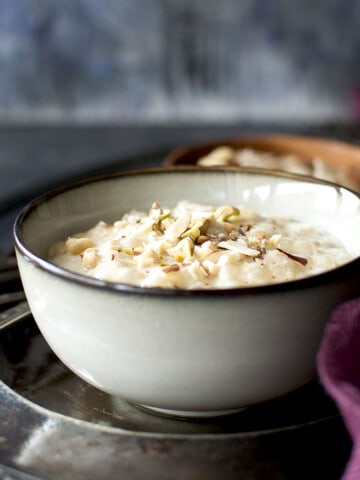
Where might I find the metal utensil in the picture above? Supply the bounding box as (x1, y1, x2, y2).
(0, 298, 31, 330)
(0, 254, 31, 330)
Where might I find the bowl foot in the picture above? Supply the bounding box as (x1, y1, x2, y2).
(134, 403, 245, 419)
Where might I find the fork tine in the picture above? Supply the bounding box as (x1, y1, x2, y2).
(0, 253, 30, 330)
(0, 256, 18, 272)
(0, 301, 31, 331)
(0, 291, 26, 305)
(0, 270, 21, 284)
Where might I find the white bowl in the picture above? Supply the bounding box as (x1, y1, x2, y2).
(14, 167, 360, 418)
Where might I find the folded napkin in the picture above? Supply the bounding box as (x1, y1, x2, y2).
(317, 298, 360, 480)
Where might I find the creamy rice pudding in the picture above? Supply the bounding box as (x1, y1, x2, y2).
(48, 201, 352, 289)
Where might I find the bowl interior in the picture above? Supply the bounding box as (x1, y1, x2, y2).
(16, 168, 360, 263)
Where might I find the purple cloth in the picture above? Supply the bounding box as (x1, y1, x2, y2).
(317, 298, 360, 480)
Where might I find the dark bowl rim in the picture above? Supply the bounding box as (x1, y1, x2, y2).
(13, 166, 360, 298)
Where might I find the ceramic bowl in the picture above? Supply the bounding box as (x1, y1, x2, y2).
(164, 134, 360, 191)
(14, 167, 360, 418)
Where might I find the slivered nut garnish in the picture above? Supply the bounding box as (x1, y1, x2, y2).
(49, 201, 352, 289)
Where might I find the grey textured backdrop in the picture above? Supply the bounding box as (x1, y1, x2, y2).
(1, 0, 360, 124)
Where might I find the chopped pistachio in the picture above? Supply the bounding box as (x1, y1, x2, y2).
(268, 234, 282, 247)
(225, 214, 242, 225)
(157, 209, 171, 221)
(181, 226, 200, 241)
(168, 237, 194, 260)
(214, 206, 240, 222)
(194, 217, 210, 235)
(121, 247, 135, 255)
(197, 235, 209, 244)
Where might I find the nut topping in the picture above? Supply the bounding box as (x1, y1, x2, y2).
(49, 200, 352, 289)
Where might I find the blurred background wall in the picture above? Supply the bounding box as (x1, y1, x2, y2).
(0, 0, 359, 125)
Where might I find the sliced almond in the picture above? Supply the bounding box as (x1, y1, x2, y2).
(164, 211, 191, 241)
(218, 240, 259, 257)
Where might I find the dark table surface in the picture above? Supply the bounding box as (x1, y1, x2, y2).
(0, 123, 360, 480)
